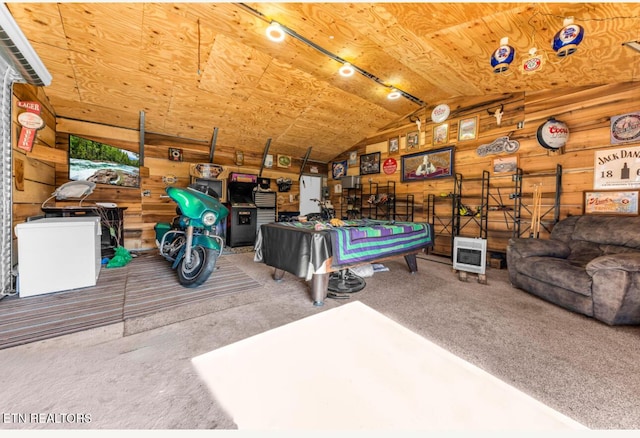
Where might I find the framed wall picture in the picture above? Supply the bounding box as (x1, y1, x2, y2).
(584, 190, 639, 215)
(388, 136, 400, 154)
(458, 115, 479, 141)
(277, 154, 291, 168)
(234, 150, 244, 166)
(401, 146, 454, 182)
(406, 131, 419, 150)
(264, 154, 274, 168)
(348, 151, 358, 166)
(168, 147, 183, 161)
(432, 124, 449, 147)
(360, 152, 381, 175)
(332, 160, 347, 179)
(492, 155, 518, 174)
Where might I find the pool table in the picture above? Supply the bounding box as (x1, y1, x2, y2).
(254, 219, 433, 306)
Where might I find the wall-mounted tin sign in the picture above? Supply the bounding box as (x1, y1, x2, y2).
(536, 118, 569, 150)
(476, 136, 520, 156)
(593, 145, 640, 190)
(383, 157, 397, 175)
(431, 104, 450, 123)
(17, 101, 44, 152)
(610, 112, 640, 144)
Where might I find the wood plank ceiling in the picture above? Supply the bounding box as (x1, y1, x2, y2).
(8, 2, 640, 163)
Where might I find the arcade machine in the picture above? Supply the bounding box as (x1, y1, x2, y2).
(227, 172, 258, 247)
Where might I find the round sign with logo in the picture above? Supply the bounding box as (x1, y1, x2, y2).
(431, 104, 450, 123)
(383, 157, 397, 175)
(611, 113, 640, 143)
(536, 118, 569, 150)
(18, 111, 44, 130)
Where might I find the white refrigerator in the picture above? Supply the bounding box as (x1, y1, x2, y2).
(15, 216, 102, 297)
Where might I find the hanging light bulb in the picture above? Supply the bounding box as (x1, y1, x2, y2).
(338, 62, 355, 77)
(266, 21, 285, 42)
(552, 17, 584, 57)
(387, 88, 401, 100)
(490, 37, 515, 74)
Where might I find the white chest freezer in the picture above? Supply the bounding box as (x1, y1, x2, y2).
(15, 216, 102, 297)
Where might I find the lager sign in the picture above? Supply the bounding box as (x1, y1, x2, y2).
(594, 145, 640, 189)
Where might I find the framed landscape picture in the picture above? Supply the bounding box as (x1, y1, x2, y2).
(492, 155, 518, 174)
(458, 115, 478, 141)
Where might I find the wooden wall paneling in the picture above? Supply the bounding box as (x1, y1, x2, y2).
(326, 83, 640, 256)
(11, 84, 59, 262)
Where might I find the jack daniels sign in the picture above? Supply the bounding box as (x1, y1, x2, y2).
(594, 145, 640, 190)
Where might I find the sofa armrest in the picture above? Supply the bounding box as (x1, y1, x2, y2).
(507, 238, 571, 259)
(588, 253, 640, 325)
(586, 253, 640, 275)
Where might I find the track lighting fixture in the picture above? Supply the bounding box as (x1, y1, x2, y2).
(338, 62, 355, 77)
(265, 21, 285, 42)
(237, 3, 425, 107)
(387, 88, 401, 100)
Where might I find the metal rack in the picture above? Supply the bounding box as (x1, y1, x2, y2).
(339, 184, 362, 220)
(515, 164, 563, 238)
(428, 166, 563, 256)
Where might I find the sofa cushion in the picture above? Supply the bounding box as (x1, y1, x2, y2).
(567, 240, 603, 265)
(517, 256, 592, 297)
(572, 215, 640, 249)
(549, 215, 580, 243)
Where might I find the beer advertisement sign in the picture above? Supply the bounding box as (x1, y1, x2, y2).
(594, 145, 640, 189)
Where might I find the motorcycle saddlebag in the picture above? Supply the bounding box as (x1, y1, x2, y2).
(154, 222, 172, 241)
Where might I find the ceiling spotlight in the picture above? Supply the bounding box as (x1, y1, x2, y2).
(266, 21, 285, 42)
(552, 17, 584, 57)
(490, 37, 515, 74)
(623, 40, 640, 53)
(338, 62, 355, 77)
(387, 88, 401, 100)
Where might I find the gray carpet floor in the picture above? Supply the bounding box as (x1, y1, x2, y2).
(0, 250, 639, 431)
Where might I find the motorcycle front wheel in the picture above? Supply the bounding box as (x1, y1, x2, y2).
(177, 246, 218, 288)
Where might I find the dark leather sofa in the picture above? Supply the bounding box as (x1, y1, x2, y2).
(507, 215, 640, 325)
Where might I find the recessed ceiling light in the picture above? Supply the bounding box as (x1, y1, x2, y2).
(266, 22, 285, 42)
(339, 62, 355, 77)
(387, 88, 401, 100)
(623, 40, 640, 53)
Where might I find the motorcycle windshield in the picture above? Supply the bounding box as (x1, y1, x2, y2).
(166, 186, 229, 223)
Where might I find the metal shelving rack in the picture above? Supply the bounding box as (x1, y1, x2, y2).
(455, 170, 490, 240)
(394, 194, 415, 221)
(340, 184, 362, 220)
(515, 164, 563, 238)
(361, 181, 396, 221)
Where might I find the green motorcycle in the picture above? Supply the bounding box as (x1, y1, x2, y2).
(154, 184, 229, 287)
